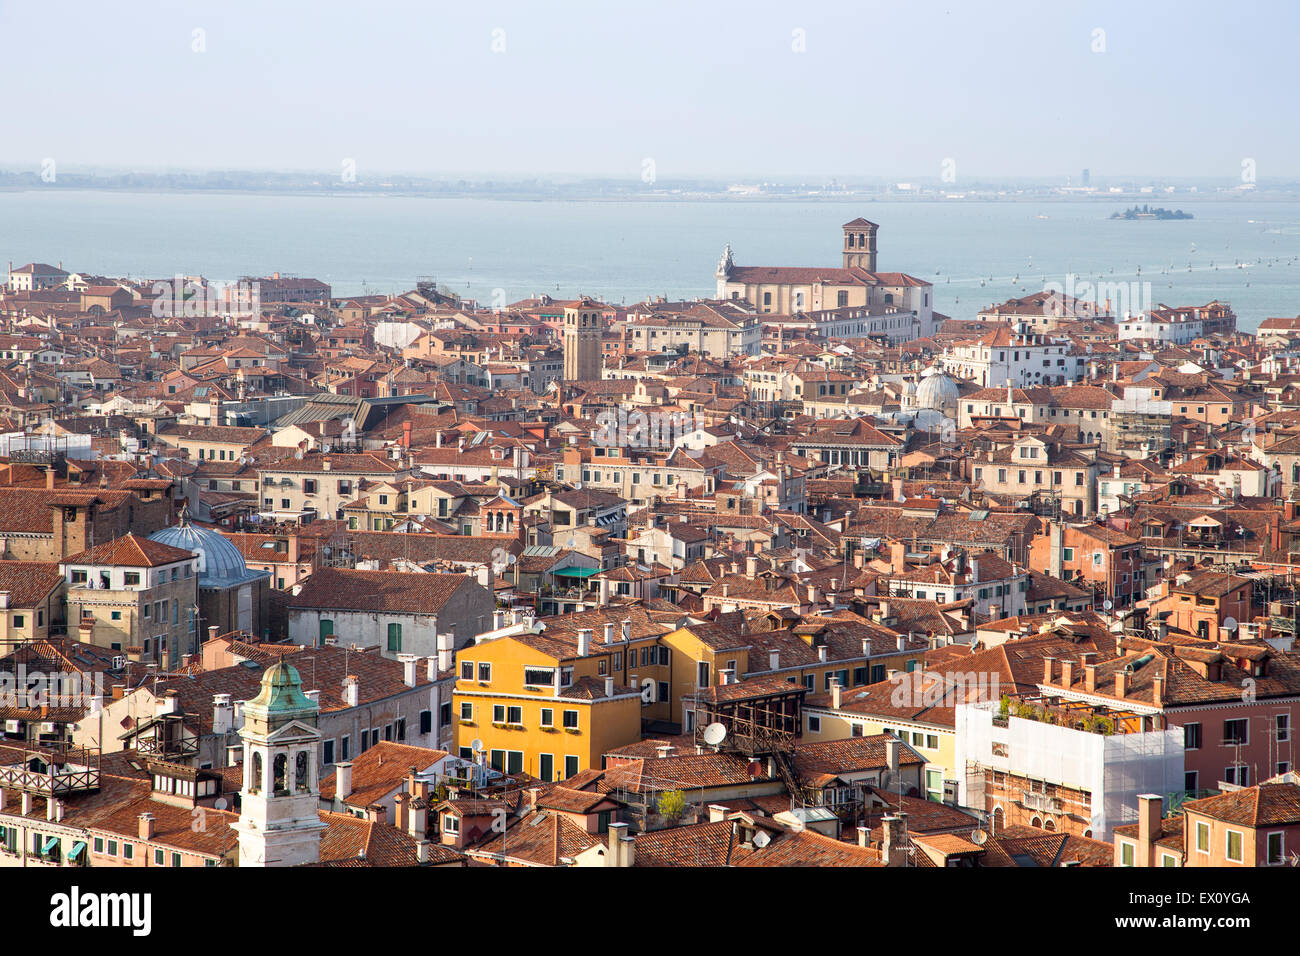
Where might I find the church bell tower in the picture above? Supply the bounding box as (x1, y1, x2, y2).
(842, 218, 879, 271)
(232, 660, 325, 867)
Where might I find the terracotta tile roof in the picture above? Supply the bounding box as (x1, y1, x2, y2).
(63, 533, 195, 568)
(287, 567, 474, 613)
(319, 742, 448, 805)
(1183, 782, 1300, 827)
(0, 560, 63, 607)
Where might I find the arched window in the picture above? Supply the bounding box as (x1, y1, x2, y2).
(1292, 462, 1298, 484)
(991, 806, 1004, 834)
(296, 751, 309, 791)
(1044, 819, 1056, 832)
(251, 752, 263, 793)
(1030, 815, 1042, 829)
(273, 754, 288, 795)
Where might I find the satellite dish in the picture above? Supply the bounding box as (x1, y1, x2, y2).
(752, 831, 771, 849)
(470, 738, 484, 753)
(1223, 617, 1238, 633)
(702, 722, 727, 747)
(971, 828, 988, 845)
(1103, 600, 1113, 611)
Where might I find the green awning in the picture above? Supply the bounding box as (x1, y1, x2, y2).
(42, 836, 59, 854)
(68, 842, 85, 860)
(553, 567, 600, 578)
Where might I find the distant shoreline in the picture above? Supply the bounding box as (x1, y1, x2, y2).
(1, 185, 1296, 204)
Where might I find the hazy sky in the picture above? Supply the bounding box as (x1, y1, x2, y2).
(2, 0, 1295, 181)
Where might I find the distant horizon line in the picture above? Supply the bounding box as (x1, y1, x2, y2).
(1, 165, 1296, 187)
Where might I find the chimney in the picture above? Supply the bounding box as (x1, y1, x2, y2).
(336, 762, 354, 800)
(1060, 659, 1074, 688)
(603, 622, 616, 644)
(621, 619, 632, 642)
(410, 797, 428, 839)
(746, 555, 758, 577)
(881, 815, 903, 866)
(769, 650, 780, 670)
(830, 679, 842, 709)
(708, 804, 728, 823)
(212, 693, 233, 734)
(399, 654, 418, 687)
(1084, 662, 1097, 693)
(366, 804, 387, 824)
(896, 634, 906, 652)
(857, 825, 869, 848)
(1152, 673, 1164, 708)
(862, 637, 872, 658)
(598, 576, 610, 607)
(437, 633, 455, 673)
(818, 645, 828, 663)
(342, 675, 360, 708)
(1115, 670, 1129, 697)
(1136, 793, 1162, 867)
(138, 813, 155, 841)
(605, 676, 614, 697)
(607, 821, 635, 867)
(416, 840, 432, 863)
(577, 629, 592, 657)
(156, 689, 179, 716)
(1042, 657, 1055, 685)
(426, 656, 438, 680)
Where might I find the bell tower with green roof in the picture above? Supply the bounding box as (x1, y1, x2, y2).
(232, 660, 325, 867)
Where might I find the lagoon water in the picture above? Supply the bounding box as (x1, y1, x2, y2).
(2, 190, 1297, 331)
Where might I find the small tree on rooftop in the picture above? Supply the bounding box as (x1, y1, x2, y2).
(658, 789, 687, 823)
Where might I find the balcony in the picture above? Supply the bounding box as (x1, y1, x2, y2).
(0, 746, 100, 796)
(1021, 791, 1063, 813)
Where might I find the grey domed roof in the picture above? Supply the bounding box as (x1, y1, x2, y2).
(149, 512, 264, 588)
(915, 367, 959, 410)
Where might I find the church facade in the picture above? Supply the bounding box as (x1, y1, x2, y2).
(713, 218, 938, 343)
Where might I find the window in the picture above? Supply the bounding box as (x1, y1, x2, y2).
(564, 755, 579, 779)
(524, 667, 555, 687)
(1225, 765, 1249, 787)
(11, 615, 23, 629)
(807, 714, 821, 733)
(478, 663, 491, 683)
(539, 754, 555, 781)
(123, 843, 134, 861)
(386, 622, 402, 653)
(540, 708, 554, 728)
(93, 837, 104, 854)
(1267, 832, 1286, 865)
(493, 704, 506, 723)
(562, 709, 579, 730)
(154, 848, 164, 865)
(1278, 714, 1290, 743)
(1226, 829, 1243, 863)
(421, 709, 434, 734)
(341, 735, 351, 760)
(323, 739, 335, 764)
(506, 706, 522, 725)
(461, 661, 474, 681)
(124, 572, 140, 586)
(1184, 722, 1202, 750)
(1223, 718, 1248, 746)
(459, 702, 473, 721)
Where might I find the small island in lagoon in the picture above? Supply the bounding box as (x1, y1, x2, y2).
(1110, 205, 1194, 220)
